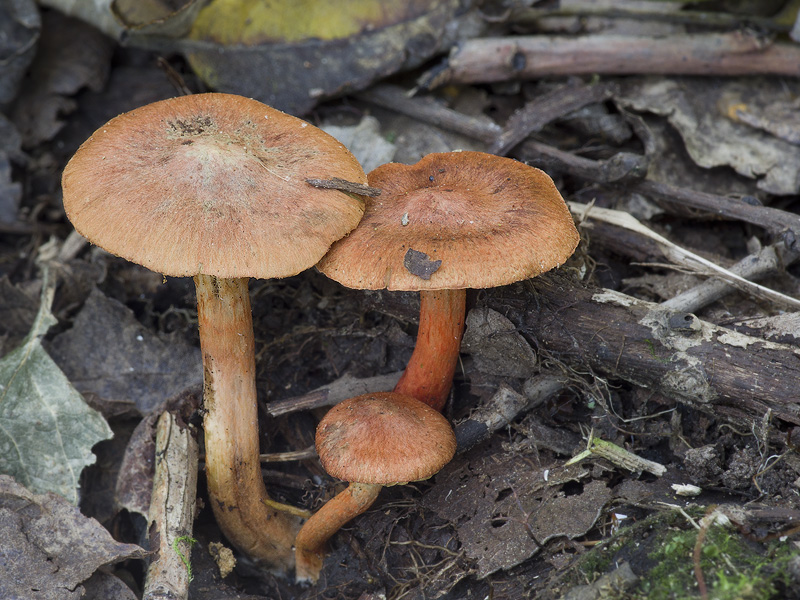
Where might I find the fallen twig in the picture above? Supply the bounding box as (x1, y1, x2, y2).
(488, 81, 615, 155)
(565, 429, 667, 477)
(305, 177, 382, 197)
(572, 202, 800, 310)
(260, 446, 317, 463)
(143, 411, 199, 600)
(357, 84, 501, 143)
(661, 242, 800, 314)
(265, 372, 402, 416)
(420, 32, 800, 89)
(508, 5, 793, 34)
(455, 375, 568, 453)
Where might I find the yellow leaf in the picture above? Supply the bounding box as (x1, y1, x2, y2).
(189, 0, 434, 45)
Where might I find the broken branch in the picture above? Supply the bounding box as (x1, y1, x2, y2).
(420, 32, 800, 89)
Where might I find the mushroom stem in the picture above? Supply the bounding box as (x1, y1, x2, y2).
(393, 288, 467, 412)
(195, 274, 300, 571)
(294, 482, 382, 583)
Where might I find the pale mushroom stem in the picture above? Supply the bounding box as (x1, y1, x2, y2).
(195, 274, 300, 571)
(393, 288, 467, 412)
(294, 482, 382, 583)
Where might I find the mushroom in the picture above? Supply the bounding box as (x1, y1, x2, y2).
(61, 93, 367, 571)
(317, 151, 580, 411)
(294, 392, 456, 582)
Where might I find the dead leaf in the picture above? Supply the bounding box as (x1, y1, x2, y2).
(321, 116, 396, 173)
(38, 0, 124, 39)
(0, 276, 37, 349)
(49, 288, 203, 418)
(0, 475, 144, 600)
(424, 445, 610, 578)
(369, 104, 487, 164)
(0, 275, 113, 505)
(10, 11, 114, 148)
(404, 248, 442, 280)
(0, 0, 40, 105)
(616, 77, 800, 195)
(720, 85, 800, 145)
(180, 0, 467, 113)
(625, 115, 753, 198)
(82, 569, 138, 600)
(115, 414, 159, 517)
(461, 307, 537, 378)
(0, 114, 25, 224)
(116, 385, 201, 519)
(111, 0, 204, 37)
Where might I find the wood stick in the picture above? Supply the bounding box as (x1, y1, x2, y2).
(357, 84, 501, 143)
(508, 6, 792, 34)
(455, 376, 568, 453)
(265, 372, 402, 416)
(661, 242, 800, 314)
(489, 81, 615, 155)
(143, 411, 199, 600)
(493, 274, 800, 427)
(632, 180, 800, 241)
(571, 202, 800, 310)
(420, 32, 800, 89)
(726, 314, 800, 348)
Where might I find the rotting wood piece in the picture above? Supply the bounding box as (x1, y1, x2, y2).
(366, 273, 800, 427)
(495, 273, 800, 427)
(265, 372, 402, 416)
(143, 411, 199, 600)
(488, 81, 616, 156)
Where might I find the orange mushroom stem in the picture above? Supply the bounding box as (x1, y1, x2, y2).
(196, 274, 299, 569)
(294, 482, 381, 582)
(393, 288, 467, 412)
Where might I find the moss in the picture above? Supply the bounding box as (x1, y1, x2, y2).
(554, 507, 796, 600)
(635, 521, 794, 600)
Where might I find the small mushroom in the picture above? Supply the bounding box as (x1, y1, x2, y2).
(61, 93, 367, 571)
(318, 151, 580, 411)
(294, 392, 456, 582)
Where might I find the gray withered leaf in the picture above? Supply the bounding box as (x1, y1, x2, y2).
(0, 272, 112, 504)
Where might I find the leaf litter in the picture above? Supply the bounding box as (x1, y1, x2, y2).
(0, 269, 112, 505)
(0, 474, 145, 600)
(48, 287, 202, 418)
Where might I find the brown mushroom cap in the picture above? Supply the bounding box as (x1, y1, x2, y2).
(317, 151, 579, 291)
(62, 93, 366, 278)
(316, 392, 456, 485)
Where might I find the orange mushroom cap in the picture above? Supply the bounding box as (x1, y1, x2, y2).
(62, 93, 366, 278)
(317, 151, 579, 291)
(316, 392, 456, 485)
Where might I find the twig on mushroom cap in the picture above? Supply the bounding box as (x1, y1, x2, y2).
(61, 93, 367, 571)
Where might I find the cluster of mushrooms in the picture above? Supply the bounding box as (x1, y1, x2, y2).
(61, 93, 580, 582)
